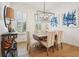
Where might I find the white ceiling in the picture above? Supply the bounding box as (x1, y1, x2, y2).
(11, 2, 79, 12)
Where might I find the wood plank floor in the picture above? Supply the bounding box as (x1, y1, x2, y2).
(29, 43, 79, 57)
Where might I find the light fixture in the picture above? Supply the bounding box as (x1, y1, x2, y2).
(4, 6, 14, 32)
(36, 2, 54, 21)
(43, 1, 48, 20)
(6, 7, 14, 20)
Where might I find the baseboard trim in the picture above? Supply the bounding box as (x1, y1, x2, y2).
(63, 41, 79, 48)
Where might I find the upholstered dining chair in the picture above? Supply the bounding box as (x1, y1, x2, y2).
(51, 31, 56, 52)
(40, 31, 55, 56)
(57, 30, 63, 49)
(27, 31, 38, 54)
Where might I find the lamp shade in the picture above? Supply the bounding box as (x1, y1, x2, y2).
(6, 7, 14, 20)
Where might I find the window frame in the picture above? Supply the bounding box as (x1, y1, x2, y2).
(14, 10, 27, 33)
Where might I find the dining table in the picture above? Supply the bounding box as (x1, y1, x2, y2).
(33, 30, 63, 51)
(33, 30, 58, 41)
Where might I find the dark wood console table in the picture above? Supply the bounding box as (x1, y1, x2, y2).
(1, 32, 18, 57)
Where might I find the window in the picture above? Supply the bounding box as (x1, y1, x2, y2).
(14, 10, 26, 33)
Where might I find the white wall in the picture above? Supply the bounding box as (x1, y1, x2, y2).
(1, 2, 79, 47)
(0, 2, 36, 43)
(10, 4, 37, 56)
(63, 28, 79, 47)
(25, 2, 79, 47)
(53, 3, 79, 47)
(0, 2, 11, 42)
(10, 3, 36, 42)
(32, 2, 79, 47)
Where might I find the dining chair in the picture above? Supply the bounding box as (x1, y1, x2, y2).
(27, 31, 39, 54)
(40, 31, 55, 56)
(57, 30, 63, 49)
(51, 31, 56, 52)
(27, 31, 31, 54)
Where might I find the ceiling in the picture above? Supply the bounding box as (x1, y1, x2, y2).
(11, 2, 79, 13)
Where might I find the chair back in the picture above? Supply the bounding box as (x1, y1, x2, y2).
(27, 31, 31, 47)
(33, 34, 39, 40)
(57, 31, 63, 44)
(47, 32, 52, 47)
(51, 31, 55, 46)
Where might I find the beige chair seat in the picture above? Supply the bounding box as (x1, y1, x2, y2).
(56, 30, 63, 49)
(39, 31, 55, 56)
(40, 41, 47, 48)
(40, 40, 53, 48)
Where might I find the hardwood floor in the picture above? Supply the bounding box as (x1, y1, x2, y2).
(0, 43, 79, 57)
(29, 43, 79, 57)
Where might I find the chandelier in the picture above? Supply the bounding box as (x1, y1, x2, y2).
(36, 2, 54, 21)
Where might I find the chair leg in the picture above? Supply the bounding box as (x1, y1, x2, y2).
(28, 46, 31, 54)
(55, 42, 59, 51)
(47, 48, 49, 56)
(27, 44, 29, 51)
(61, 43, 63, 49)
(52, 46, 54, 52)
(54, 41, 59, 51)
(56, 44, 59, 51)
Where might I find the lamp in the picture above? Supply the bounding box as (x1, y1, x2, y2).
(5, 6, 14, 32)
(6, 7, 14, 19)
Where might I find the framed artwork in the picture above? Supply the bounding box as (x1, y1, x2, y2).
(51, 16, 58, 27)
(63, 10, 77, 27)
